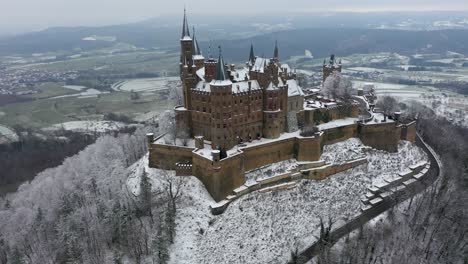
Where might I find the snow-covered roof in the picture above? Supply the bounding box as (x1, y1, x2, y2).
(231, 68, 249, 82)
(195, 81, 210, 92)
(267, 82, 278, 91)
(193, 55, 205, 60)
(232, 80, 261, 94)
(196, 67, 205, 81)
(286, 79, 304, 97)
(181, 36, 192, 41)
(281, 64, 291, 72)
(194, 80, 260, 94)
(252, 57, 269, 73)
(278, 77, 284, 87)
(210, 79, 233, 87)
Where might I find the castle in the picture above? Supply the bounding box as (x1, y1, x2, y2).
(176, 9, 300, 152)
(148, 10, 417, 202)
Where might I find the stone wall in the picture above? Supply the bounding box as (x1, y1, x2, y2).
(297, 136, 323, 161)
(358, 122, 401, 152)
(297, 104, 359, 127)
(149, 118, 415, 201)
(321, 124, 358, 146)
(149, 141, 194, 169)
(241, 138, 297, 171)
(400, 121, 417, 143)
(192, 153, 245, 201)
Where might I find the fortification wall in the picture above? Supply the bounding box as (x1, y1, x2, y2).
(358, 122, 400, 152)
(192, 153, 245, 201)
(297, 136, 322, 161)
(149, 143, 194, 169)
(297, 104, 359, 127)
(400, 121, 417, 143)
(321, 124, 358, 146)
(241, 138, 297, 171)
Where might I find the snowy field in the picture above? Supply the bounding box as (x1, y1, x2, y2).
(127, 138, 427, 264)
(112, 77, 180, 92)
(0, 124, 18, 141)
(62, 85, 87, 91)
(352, 80, 427, 99)
(45, 120, 128, 133)
(49, 88, 109, 99)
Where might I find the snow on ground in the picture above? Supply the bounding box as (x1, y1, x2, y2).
(322, 138, 427, 186)
(0, 124, 19, 141)
(112, 77, 180, 92)
(246, 159, 298, 184)
(317, 117, 359, 130)
(62, 85, 87, 91)
(197, 167, 369, 264)
(126, 154, 214, 263)
(127, 138, 428, 264)
(49, 88, 109, 99)
(45, 121, 127, 133)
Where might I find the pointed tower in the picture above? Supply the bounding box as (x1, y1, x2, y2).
(215, 47, 229, 81)
(192, 27, 204, 70)
(179, 8, 196, 111)
(248, 43, 255, 66)
(273, 40, 279, 62)
(180, 8, 194, 75)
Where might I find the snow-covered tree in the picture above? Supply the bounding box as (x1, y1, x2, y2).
(159, 110, 177, 145)
(322, 72, 354, 102)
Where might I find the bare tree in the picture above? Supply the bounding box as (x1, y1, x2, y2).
(376, 95, 398, 121)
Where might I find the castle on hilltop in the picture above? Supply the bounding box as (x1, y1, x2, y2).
(176, 9, 301, 152)
(147, 10, 417, 202)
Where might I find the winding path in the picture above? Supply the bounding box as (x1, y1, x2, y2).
(288, 133, 443, 263)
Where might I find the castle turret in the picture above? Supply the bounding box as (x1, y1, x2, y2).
(210, 47, 234, 151)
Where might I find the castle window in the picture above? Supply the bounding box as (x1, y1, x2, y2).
(223, 124, 227, 128)
(217, 124, 220, 128)
(203, 107, 206, 112)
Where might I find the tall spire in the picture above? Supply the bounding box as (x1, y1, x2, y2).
(215, 46, 228, 81)
(181, 7, 191, 39)
(249, 43, 255, 63)
(192, 26, 202, 55)
(208, 41, 212, 59)
(274, 40, 279, 60)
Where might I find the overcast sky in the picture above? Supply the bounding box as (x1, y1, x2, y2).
(2, 0, 468, 34)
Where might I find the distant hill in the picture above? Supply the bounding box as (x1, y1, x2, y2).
(1, 21, 468, 61)
(0, 24, 180, 55)
(204, 28, 468, 62)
